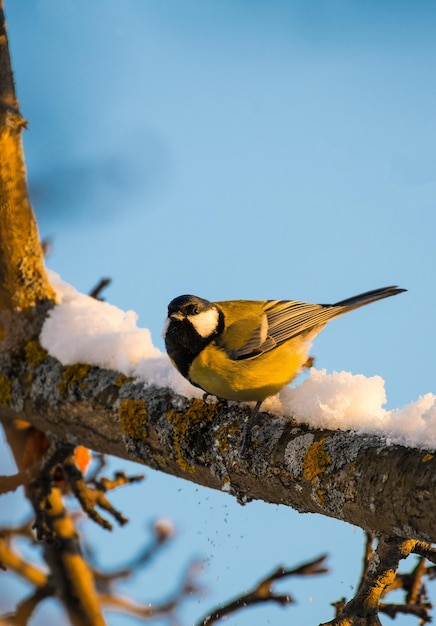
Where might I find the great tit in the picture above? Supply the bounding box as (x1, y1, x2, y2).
(163, 285, 405, 453)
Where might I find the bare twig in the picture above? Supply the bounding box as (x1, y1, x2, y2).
(88, 277, 111, 300)
(331, 598, 346, 618)
(198, 555, 328, 625)
(74, 468, 144, 530)
(406, 557, 428, 604)
(100, 560, 204, 622)
(0, 514, 196, 625)
(356, 531, 375, 594)
(30, 441, 144, 538)
(40, 238, 52, 258)
(0, 519, 35, 542)
(326, 534, 436, 626)
(0, 534, 47, 584)
(2, 586, 54, 626)
(85, 519, 175, 594)
(323, 537, 417, 626)
(379, 600, 431, 622)
(1, 487, 105, 626)
(415, 542, 436, 565)
(0, 463, 40, 496)
(85, 452, 107, 483)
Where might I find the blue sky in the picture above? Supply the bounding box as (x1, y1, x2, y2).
(2, 1, 436, 624)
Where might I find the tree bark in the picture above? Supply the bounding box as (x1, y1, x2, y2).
(0, 4, 106, 623)
(0, 1, 55, 312)
(1, 354, 434, 543)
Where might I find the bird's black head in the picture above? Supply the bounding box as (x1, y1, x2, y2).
(163, 295, 224, 378)
(167, 294, 213, 319)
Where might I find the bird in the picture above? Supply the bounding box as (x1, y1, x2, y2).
(163, 286, 406, 455)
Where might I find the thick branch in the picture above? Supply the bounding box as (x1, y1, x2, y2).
(2, 421, 105, 626)
(31, 487, 105, 626)
(1, 353, 435, 542)
(0, 2, 55, 311)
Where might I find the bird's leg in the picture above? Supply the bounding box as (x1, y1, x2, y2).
(240, 400, 263, 458)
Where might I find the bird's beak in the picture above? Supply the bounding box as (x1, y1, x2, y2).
(169, 312, 184, 322)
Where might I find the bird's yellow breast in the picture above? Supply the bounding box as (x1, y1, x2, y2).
(188, 337, 310, 402)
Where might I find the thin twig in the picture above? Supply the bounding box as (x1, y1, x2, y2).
(2, 586, 54, 626)
(31, 442, 144, 537)
(198, 555, 328, 625)
(0, 535, 47, 585)
(0, 463, 41, 496)
(88, 278, 111, 300)
(379, 601, 432, 622)
(415, 542, 436, 565)
(99, 560, 204, 622)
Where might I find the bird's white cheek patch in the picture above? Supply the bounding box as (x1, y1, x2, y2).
(189, 309, 219, 338)
(162, 317, 170, 339)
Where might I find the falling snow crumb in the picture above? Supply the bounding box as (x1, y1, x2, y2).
(40, 271, 436, 450)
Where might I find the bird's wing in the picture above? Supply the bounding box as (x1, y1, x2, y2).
(219, 312, 275, 359)
(216, 286, 404, 361)
(264, 300, 339, 343)
(222, 300, 343, 360)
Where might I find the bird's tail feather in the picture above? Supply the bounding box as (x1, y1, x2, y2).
(332, 285, 406, 312)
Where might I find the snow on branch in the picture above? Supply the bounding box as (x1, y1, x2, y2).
(0, 272, 435, 542)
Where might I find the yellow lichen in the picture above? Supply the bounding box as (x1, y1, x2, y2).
(114, 374, 135, 387)
(422, 453, 433, 463)
(154, 454, 168, 468)
(302, 438, 332, 507)
(315, 488, 327, 507)
(167, 398, 219, 473)
(184, 397, 220, 423)
(303, 438, 331, 482)
(57, 364, 91, 395)
(0, 373, 12, 405)
(24, 340, 49, 367)
(166, 409, 195, 473)
(119, 399, 148, 440)
(215, 422, 239, 455)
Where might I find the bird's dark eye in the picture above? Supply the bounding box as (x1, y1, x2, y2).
(185, 304, 200, 315)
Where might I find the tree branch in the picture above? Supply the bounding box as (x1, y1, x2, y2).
(323, 537, 418, 626)
(30, 487, 106, 626)
(3, 586, 54, 626)
(0, 463, 40, 495)
(1, 354, 435, 543)
(199, 555, 328, 625)
(0, 1, 55, 312)
(0, 534, 47, 585)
